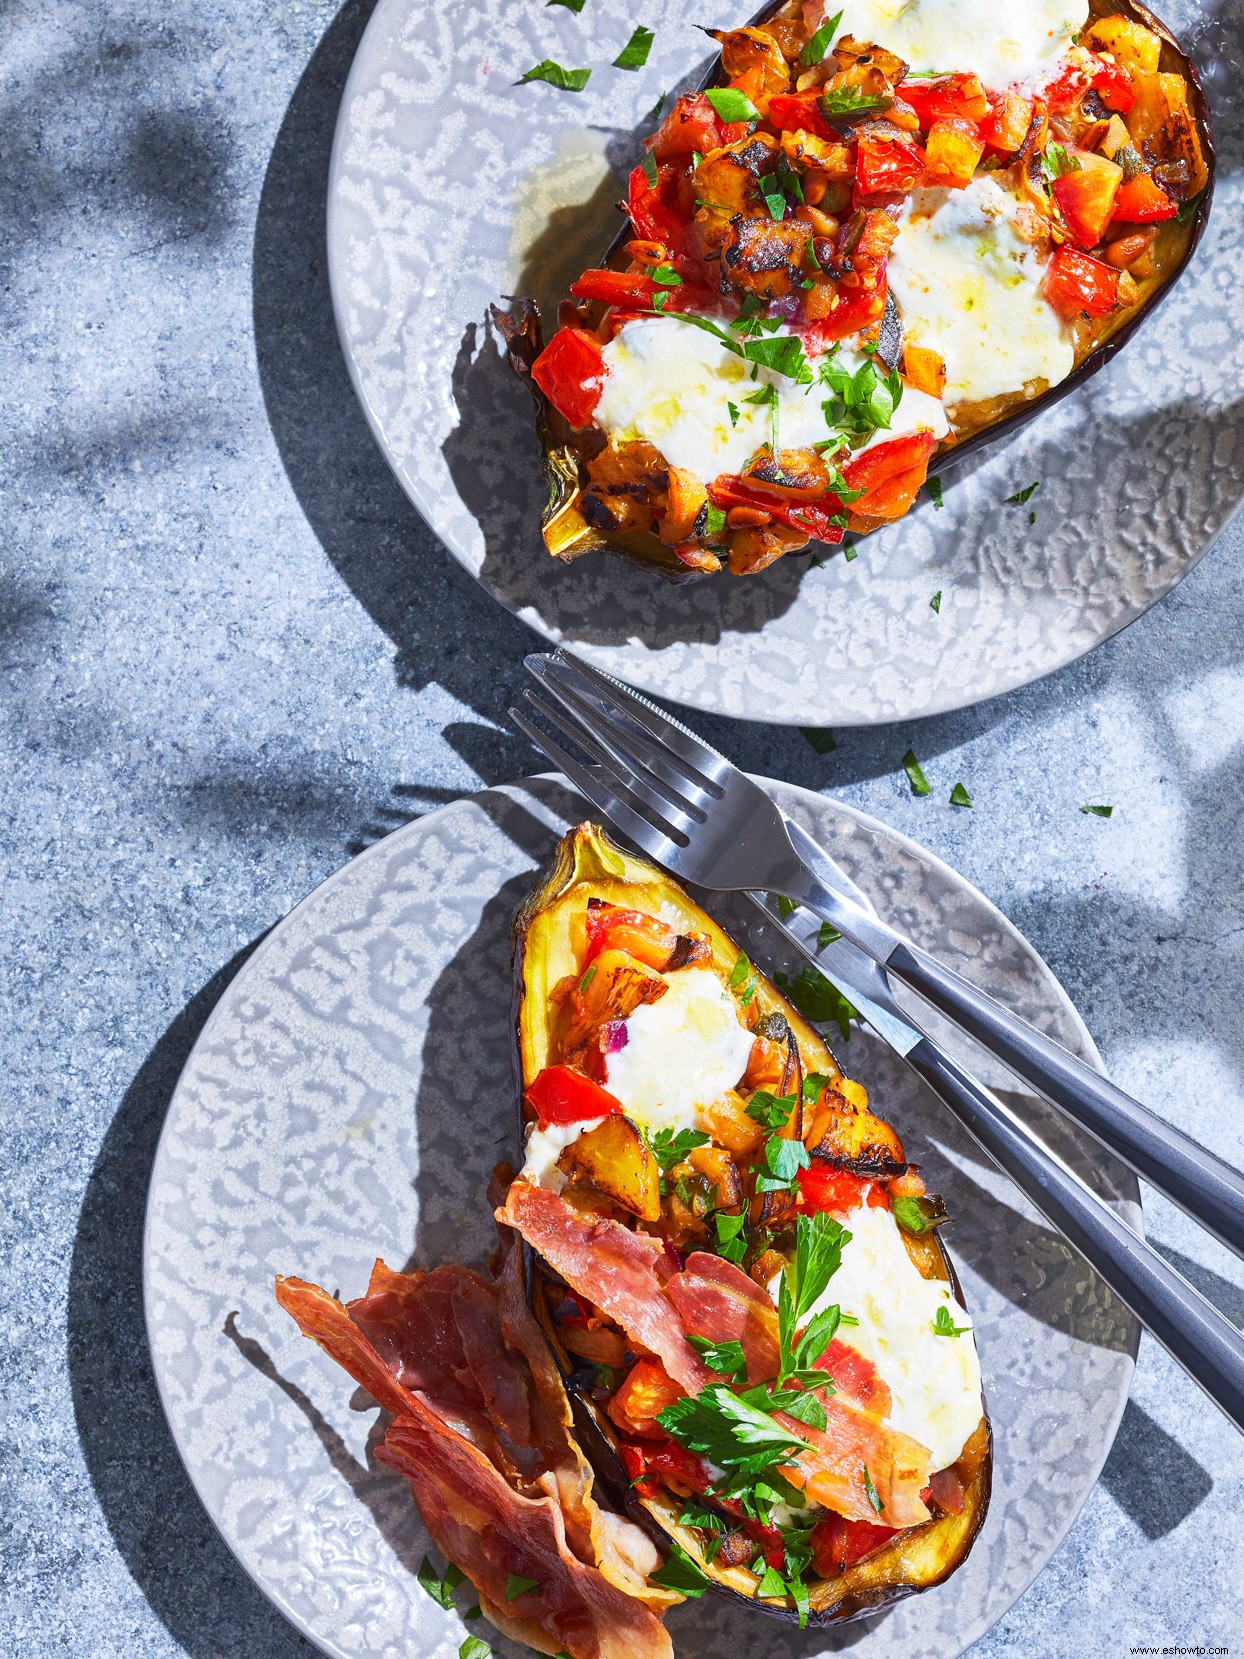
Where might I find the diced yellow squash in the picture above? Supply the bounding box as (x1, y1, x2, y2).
(558, 1114, 661, 1221)
(1085, 14, 1162, 77)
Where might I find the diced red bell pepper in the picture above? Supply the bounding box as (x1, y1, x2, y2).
(978, 91, 1032, 156)
(652, 92, 724, 159)
(1111, 172, 1178, 223)
(531, 328, 607, 429)
(617, 1436, 709, 1499)
(607, 1360, 686, 1438)
(585, 902, 676, 970)
(899, 72, 988, 127)
(797, 1162, 870, 1214)
(811, 1514, 901, 1575)
(1052, 153, 1123, 248)
(1043, 244, 1122, 319)
(767, 91, 835, 142)
(924, 116, 984, 189)
(709, 477, 846, 544)
(570, 269, 658, 308)
(1092, 60, 1136, 112)
(525, 1064, 622, 1127)
(842, 430, 936, 494)
(854, 134, 926, 204)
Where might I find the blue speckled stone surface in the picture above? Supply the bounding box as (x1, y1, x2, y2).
(1, 0, 1241, 1654)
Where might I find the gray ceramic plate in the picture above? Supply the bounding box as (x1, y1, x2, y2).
(145, 776, 1140, 1658)
(326, 0, 1243, 727)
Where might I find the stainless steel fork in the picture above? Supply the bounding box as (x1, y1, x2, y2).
(509, 646, 1244, 1434)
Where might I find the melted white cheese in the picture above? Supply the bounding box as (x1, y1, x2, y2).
(519, 1117, 601, 1192)
(603, 966, 753, 1133)
(595, 320, 947, 486)
(802, 1202, 983, 1471)
(888, 176, 1074, 414)
(833, 0, 1086, 93)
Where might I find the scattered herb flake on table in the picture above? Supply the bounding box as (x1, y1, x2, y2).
(1005, 481, 1040, 505)
(614, 25, 654, 69)
(926, 475, 944, 508)
(521, 59, 591, 90)
(1081, 803, 1114, 817)
(902, 748, 931, 796)
(801, 726, 837, 755)
(546, 0, 587, 10)
(950, 782, 973, 807)
(930, 589, 942, 613)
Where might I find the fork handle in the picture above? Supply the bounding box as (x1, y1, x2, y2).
(902, 1033, 1244, 1435)
(888, 940, 1244, 1262)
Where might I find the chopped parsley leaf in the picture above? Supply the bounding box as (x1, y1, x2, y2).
(932, 1303, 971, 1337)
(863, 1465, 883, 1514)
(714, 1210, 747, 1264)
(504, 1574, 539, 1601)
(689, 1336, 749, 1380)
(459, 1640, 491, 1659)
(727, 399, 740, 426)
(745, 1090, 797, 1130)
(1005, 480, 1040, 505)
(547, 0, 587, 9)
(649, 1540, 712, 1597)
(950, 782, 973, 808)
(614, 25, 654, 70)
(800, 725, 837, 755)
(820, 83, 890, 118)
(651, 263, 682, 286)
(641, 149, 658, 188)
(776, 894, 799, 918)
(926, 475, 944, 509)
(647, 90, 667, 120)
(817, 921, 841, 948)
(417, 1557, 464, 1608)
(800, 8, 843, 65)
(930, 589, 942, 613)
(787, 964, 856, 1040)
(648, 1126, 710, 1171)
(902, 747, 931, 796)
(520, 59, 591, 91)
(1081, 803, 1114, 817)
(704, 86, 759, 122)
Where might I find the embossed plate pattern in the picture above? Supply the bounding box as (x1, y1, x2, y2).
(326, 0, 1243, 726)
(145, 776, 1140, 1658)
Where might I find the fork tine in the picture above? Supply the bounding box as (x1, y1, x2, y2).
(534, 650, 730, 786)
(531, 653, 724, 804)
(526, 669, 711, 826)
(519, 688, 703, 842)
(507, 704, 687, 864)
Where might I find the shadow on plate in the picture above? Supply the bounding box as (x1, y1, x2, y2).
(64, 940, 309, 1659)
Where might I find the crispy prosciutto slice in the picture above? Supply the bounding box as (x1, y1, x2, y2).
(501, 1179, 714, 1396)
(277, 1258, 676, 1652)
(377, 1416, 673, 1659)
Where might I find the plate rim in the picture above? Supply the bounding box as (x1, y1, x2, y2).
(323, 0, 1239, 728)
(142, 773, 1140, 1658)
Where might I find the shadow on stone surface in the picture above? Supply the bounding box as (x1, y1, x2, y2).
(1100, 1399, 1214, 1540)
(65, 940, 306, 1659)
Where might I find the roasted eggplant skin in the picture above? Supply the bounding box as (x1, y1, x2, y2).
(498, 0, 1214, 582)
(509, 822, 992, 1626)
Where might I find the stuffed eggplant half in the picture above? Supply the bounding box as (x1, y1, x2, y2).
(503, 822, 991, 1626)
(500, 0, 1213, 578)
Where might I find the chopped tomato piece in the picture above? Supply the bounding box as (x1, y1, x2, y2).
(899, 72, 988, 127)
(1092, 60, 1136, 112)
(652, 92, 723, 159)
(924, 116, 984, 189)
(1043, 244, 1122, 319)
(585, 901, 676, 970)
(525, 1064, 622, 1127)
(811, 1514, 901, 1575)
(627, 162, 691, 259)
(854, 134, 926, 204)
(607, 1360, 685, 1438)
(617, 1436, 708, 1499)
(767, 91, 835, 142)
(797, 1162, 870, 1214)
(1111, 172, 1178, 223)
(570, 268, 658, 308)
(709, 477, 846, 543)
(798, 278, 889, 351)
(978, 91, 1032, 156)
(1042, 60, 1092, 112)
(1052, 152, 1123, 248)
(531, 328, 607, 429)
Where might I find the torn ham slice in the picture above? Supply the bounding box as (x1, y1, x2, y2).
(501, 1180, 714, 1396)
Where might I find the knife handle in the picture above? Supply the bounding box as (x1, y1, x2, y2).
(888, 940, 1244, 1263)
(903, 1034, 1244, 1436)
